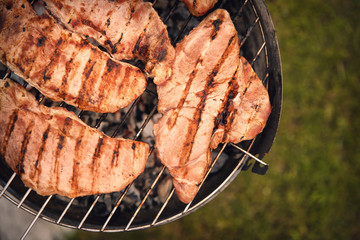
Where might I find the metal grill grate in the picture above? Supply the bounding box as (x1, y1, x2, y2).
(0, 0, 282, 238)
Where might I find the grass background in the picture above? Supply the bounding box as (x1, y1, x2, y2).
(67, 0, 360, 239)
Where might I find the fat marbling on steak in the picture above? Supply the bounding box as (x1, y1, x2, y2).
(0, 0, 146, 113)
(43, 0, 175, 85)
(154, 9, 271, 204)
(0, 79, 150, 198)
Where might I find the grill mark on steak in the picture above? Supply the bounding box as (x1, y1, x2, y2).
(1, 109, 18, 156)
(55, 117, 72, 187)
(96, 58, 126, 108)
(132, 12, 154, 55)
(166, 58, 202, 129)
(105, 18, 110, 27)
(79, 18, 106, 36)
(106, 32, 123, 54)
(15, 34, 38, 76)
(131, 144, 136, 177)
(33, 125, 51, 185)
(120, 66, 132, 92)
(111, 141, 121, 167)
(210, 17, 223, 40)
(83, 58, 96, 79)
(223, 76, 247, 141)
(168, 19, 229, 128)
(91, 137, 104, 191)
(179, 34, 237, 166)
(76, 49, 97, 107)
(18, 120, 34, 175)
(214, 70, 238, 129)
(126, 3, 135, 26)
(41, 40, 62, 85)
(36, 36, 46, 47)
(59, 51, 76, 98)
(71, 126, 86, 196)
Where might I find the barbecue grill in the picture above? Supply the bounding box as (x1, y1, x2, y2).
(0, 0, 282, 239)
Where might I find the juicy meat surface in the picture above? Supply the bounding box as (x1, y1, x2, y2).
(154, 9, 240, 203)
(154, 9, 271, 204)
(43, 0, 175, 85)
(0, 79, 150, 198)
(181, 0, 219, 16)
(0, 0, 147, 113)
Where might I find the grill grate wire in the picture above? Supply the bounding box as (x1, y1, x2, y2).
(0, 0, 277, 238)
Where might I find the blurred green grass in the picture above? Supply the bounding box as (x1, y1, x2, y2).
(67, 0, 360, 239)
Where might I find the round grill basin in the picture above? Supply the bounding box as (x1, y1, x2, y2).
(0, 0, 282, 233)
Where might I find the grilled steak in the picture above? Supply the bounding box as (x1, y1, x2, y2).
(210, 56, 271, 149)
(0, 0, 147, 113)
(154, 10, 271, 203)
(43, 0, 175, 85)
(0, 79, 150, 198)
(154, 10, 240, 203)
(181, 0, 219, 16)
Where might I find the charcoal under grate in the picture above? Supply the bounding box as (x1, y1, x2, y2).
(0, 0, 282, 238)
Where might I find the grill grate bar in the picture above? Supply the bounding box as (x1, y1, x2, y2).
(262, 72, 269, 87)
(0, 172, 16, 198)
(162, 0, 179, 24)
(250, 41, 266, 66)
(183, 143, 228, 212)
(232, 0, 249, 20)
(172, 14, 192, 45)
(151, 188, 175, 226)
(78, 110, 85, 118)
(240, 17, 259, 48)
(134, 105, 157, 140)
(2, 69, 11, 80)
(101, 146, 155, 232)
(17, 188, 32, 208)
(125, 166, 166, 230)
(20, 195, 53, 240)
(151, 143, 228, 226)
(78, 194, 101, 229)
(56, 198, 75, 224)
(230, 143, 268, 166)
(94, 113, 108, 129)
(145, 88, 157, 97)
(248, 0, 268, 69)
(217, 0, 228, 9)
(111, 96, 141, 138)
(101, 184, 132, 231)
(38, 95, 46, 104)
(184, 143, 255, 214)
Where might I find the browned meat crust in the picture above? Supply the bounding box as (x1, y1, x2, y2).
(181, 0, 219, 16)
(0, 79, 150, 198)
(0, 0, 147, 113)
(154, 9, 271, 204)
(43, 0, 175, 85)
